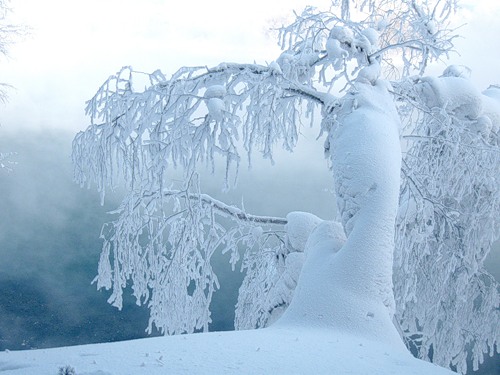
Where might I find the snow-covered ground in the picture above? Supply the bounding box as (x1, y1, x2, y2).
(0, 326, 454, 375)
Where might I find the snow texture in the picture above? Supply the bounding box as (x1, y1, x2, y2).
(237, 213, 347, 328)
(278, 81, 403, 350)
(417, 76, 484, 120)
(285, 211, 323, 252)
(0, 326, 455, 375)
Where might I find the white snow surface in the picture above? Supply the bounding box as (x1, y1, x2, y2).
(204, 84, 226, 99)
(285, 211, 323, 252)
(207, 97, 225, 121)
(0, 326, 454, 375)
(281, 81, 404, 348)
(304, 220, 345, 254)
(417, 76, 483, 120)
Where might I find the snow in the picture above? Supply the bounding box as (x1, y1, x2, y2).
(267, 61, 282, 75)
(204, 84, 226, 99)
(441, 65, 471, 79)
(329, 26, 354, 45)
(417, 72, 500, 136)
(417, 76, 483, 120)
(326, 38, 347, 61)
(285, 211, 322, 252)
(361, 28, 379, 47)
(282, 81, 403, 346)
(425, 19, 437, 35)
(482, 85, 500, 133)
(356, 61, 381, 84)
(207, 97, 225, 120)
(0, 75, 466, 375)
(305, 220, 345, 251)
(0, 325, 455, 375)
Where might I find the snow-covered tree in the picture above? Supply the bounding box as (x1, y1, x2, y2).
(394, 74, 500, 372)
(0, 0, 27, 170)
(72, 0, 499, 373)
(0, 0, 26, 102)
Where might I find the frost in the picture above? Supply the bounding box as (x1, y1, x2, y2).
(394, 70, 500, 374)
(204, 84, 226, 99)
(425, 19, 437, 35)
(276, 52, 294, 76)
(250, 226, 263, 241)
(377, 17, 388, 31)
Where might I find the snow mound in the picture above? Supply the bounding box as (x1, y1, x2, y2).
(0, 327, 454, 375)
(417, 73, 500, 136)
(417, 76, 483, 119)
(441, 65, 471, 79)
(207, 97, 225, 120)
(285, 211, 322, 252)
(304, 220, 345, 253)
(204, 84, 226, 99)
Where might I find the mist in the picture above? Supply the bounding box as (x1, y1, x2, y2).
(0, 130, 157, 349)
(0, 126, 336, 348)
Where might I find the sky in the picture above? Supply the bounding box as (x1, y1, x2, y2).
(0, 0, 329, 132)
(0, 1, 499, 372)
(0, 0, 499, 133)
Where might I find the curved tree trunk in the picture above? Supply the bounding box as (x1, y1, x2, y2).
(278, 81, 404, 349)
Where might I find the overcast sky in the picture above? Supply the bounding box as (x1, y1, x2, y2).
(0, 0, 499, 133)
(0, 0, 326, 131)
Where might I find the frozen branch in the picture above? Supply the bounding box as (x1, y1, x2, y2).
(160, 190, 288, 225)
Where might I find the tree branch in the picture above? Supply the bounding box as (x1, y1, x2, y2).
(160, 189, 288, 225)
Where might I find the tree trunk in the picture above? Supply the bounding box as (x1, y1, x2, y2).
(278, 81, 405, 349)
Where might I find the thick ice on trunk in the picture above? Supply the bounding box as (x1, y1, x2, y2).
(278, 81, 404, 349)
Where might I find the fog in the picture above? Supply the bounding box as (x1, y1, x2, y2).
(0, 126, 336, 349)
(0, 131, 155, 349)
